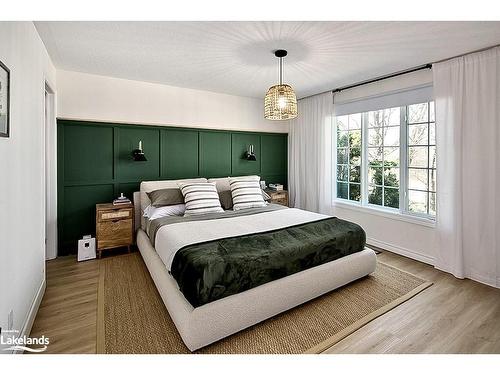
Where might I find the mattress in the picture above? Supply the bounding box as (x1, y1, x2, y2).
(148, 205, 366, 307)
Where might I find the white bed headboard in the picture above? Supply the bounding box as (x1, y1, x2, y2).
(133, 191, 142, 232)
(135, 178, 208, 230)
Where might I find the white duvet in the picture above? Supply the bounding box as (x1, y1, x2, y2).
(154, 208, 329, 271)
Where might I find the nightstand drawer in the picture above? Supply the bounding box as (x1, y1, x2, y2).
(97, 219, 133, 249)
(98, 208, 133, 222)
(273, 198, 288, 206)
(271, 192, 287, 200)
(265, 189, 289, 207)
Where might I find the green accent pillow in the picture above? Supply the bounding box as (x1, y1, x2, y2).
(147, 188, 185, 207)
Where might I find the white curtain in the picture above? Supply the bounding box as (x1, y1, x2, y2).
(288, 92, 333, 214)
(433, 46, 500, 287)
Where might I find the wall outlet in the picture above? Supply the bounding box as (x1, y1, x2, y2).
(8, 310, 13, 330)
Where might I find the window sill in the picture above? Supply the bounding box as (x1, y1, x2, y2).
(332, 200, 436, 228)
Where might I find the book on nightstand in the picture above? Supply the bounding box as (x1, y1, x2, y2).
(113, 193, 131, 206)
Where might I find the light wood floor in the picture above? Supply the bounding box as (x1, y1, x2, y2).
(30, 250, 500, 354)
(30, 255, 99, 354)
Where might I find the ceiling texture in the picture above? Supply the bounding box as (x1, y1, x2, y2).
(35, 21, 500, 99)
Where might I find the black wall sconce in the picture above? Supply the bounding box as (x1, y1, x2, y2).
(245, 144, 257, 161)
(132, 140, 147, 161)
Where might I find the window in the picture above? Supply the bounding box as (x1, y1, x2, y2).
(335, 101, 436, 218)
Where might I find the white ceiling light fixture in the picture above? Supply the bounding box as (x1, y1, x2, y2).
(264, 49, 298, 121)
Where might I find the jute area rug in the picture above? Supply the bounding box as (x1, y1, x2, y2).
(97, 252, 431, 354)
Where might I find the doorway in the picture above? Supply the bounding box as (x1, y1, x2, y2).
(44, 82, 57, 260)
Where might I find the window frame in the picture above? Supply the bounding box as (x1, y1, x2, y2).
(334, 102, 436, 221)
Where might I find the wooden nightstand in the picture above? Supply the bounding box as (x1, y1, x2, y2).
(265, 189, 289, 207)
(96, 203, 134, 258)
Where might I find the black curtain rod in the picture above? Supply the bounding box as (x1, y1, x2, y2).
(298, 44, 499, 100)
(298, 63, 433, 100)
(313, 44, 500, 99)
(332, 63, 432, 94)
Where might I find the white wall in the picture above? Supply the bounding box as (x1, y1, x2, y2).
(57, 70, 289, 134)
(333, 206, 437, 264)
(0, 22, 56, 349)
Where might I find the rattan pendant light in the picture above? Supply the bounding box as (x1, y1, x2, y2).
(264, 49, 298, 120)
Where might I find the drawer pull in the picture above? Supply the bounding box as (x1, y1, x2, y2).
(99, 210, 131, 222)
(102, 211, 129, 220)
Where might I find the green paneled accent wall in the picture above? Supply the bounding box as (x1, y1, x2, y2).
(116, 127, 161, 181)
(231, 133, 261, 176)
(162, 129, 199, 179)
(63, 184, 115, 244)
(199, 131, 232, 177)
(63, 124, 114, 183)
(57, 119, 288, 255)
(261, 134, 288, 185)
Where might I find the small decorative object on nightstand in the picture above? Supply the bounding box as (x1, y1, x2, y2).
(265, 189, 289, 207)
(96, 202, 134, 258)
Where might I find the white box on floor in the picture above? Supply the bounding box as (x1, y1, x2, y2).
(78, 236, 96, 262)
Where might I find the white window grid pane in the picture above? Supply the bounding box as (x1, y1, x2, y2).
(429, 122, 436, 145)
(368, 108, 400, 128)
(408, 102, 429, 124)
(408, 146, 429, 168)
(337, 147, 348, 165)
(408, 189, 428, 214)
(336, 164, 348, 182)
(408, 123, 429, 146)
(349, 182, 362, 202)
(348, 113, 362, 130)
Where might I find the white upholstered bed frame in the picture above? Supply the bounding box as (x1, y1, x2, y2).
(133, 180, 377, 352)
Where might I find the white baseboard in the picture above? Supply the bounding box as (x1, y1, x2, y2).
(466, 269, 499, 289)
(370, 238, 500, 289)
(13, 279, 46, 354)
(434, 263, 500, 289)
(367, 237, 435, 266)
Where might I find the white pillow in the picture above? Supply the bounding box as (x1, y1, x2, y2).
(229, 176, 267, 210)
(143, 204, 186, 220)
(179, 182, 224, 216)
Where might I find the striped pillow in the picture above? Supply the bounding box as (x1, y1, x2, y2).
(229, 176, 267, 211)
(178, 182, 224, 216)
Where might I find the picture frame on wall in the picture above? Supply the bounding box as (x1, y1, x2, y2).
(0, 59, 10, 138)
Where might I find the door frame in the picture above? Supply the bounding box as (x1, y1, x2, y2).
(44, 81, 57, 260)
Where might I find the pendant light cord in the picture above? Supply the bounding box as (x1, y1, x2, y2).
(279, 57, 283, 85)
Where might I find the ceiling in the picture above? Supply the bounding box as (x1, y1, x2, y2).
(35, 21, 500, 99)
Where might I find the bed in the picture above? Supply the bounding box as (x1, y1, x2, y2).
(134, 178, 377, 351)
